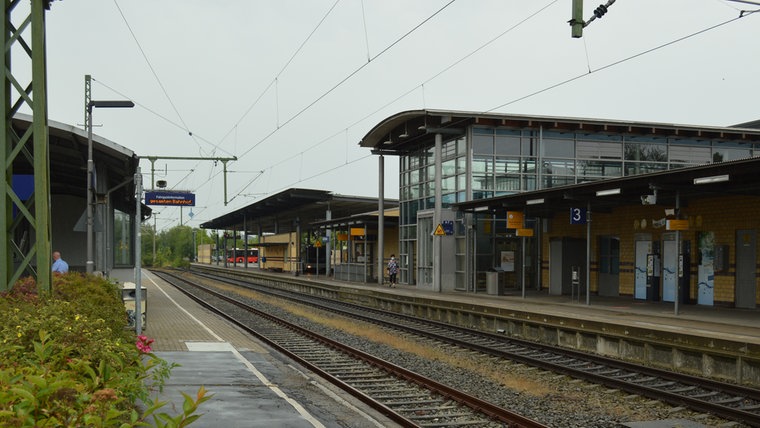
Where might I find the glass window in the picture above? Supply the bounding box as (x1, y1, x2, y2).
(471, 173, 491, 190)
(577, 160, 623, 178)
(577, 139, 622, 160)
(712, 146, 751, 162)
(409, 184, 420, 200)
(472, 157, 491, 173)
(442, 139, 458, 159)
(523, 175, 537, 191)
(542, 175, 574, 188)
(408, 155, 420, 170)
(542, 159, 575, 176)
(457, 137, 467, 156)
(625, 162, 668, 176)
(625, 142, 668, 162)
(495, 175, 521, 192)
(522, 157, 537, 174)
(426, 147, 435, 166)
(424, 181, 435, 199)
(472, 132, 493, 155)
(542, 132, 574, 158)
(494, 129, 521, 156)
(409, 168, 421, 185)
(456, 156, 467, 174)
(457, 175, 467, 194)
(441, 193, 457, 205)
(442, 158, 457, 177)
(522, 132, 538, 156)
(473, 190, 493, 200)
(499, 157, 521, 173)
(669, 145, 711, 165)
(442, 176, 456, 193)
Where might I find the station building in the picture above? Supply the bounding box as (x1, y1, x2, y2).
(359, 110, 760, 308)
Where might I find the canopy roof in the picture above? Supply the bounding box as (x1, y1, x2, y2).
(454, 156, 760, 218)
(200, 188, 398, 234)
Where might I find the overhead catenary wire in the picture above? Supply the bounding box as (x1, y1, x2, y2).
(218, 0, 341, 145)
(101, 1, 457, 214)
(104, 2, 756, 229)
(235, 0, 458, 160)
(230, 3, 759, 208)
(112, 0, 201, 153)
(486, 10, 757, 112)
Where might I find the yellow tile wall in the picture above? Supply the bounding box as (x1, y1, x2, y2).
(540, 195, 760, 306)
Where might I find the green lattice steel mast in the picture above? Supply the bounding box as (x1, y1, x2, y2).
(1, 1, 53, 291)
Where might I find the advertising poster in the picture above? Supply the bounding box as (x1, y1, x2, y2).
(501, 251, 515, 272)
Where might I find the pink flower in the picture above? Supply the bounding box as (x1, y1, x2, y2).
(136, 335, 155, 354)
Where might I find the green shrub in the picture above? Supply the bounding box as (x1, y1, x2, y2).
(0, 274, 210, 427)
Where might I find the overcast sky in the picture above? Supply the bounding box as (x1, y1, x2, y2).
(33, 0, 760, 230)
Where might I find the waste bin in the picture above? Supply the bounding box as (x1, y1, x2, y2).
(486, 270, 503, 295)
(122, 282, 147, 331)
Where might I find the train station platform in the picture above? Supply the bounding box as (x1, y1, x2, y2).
(271, 267, 760, 347)
(138, 264, 760, 425)
(138, 269, 395, 428)
(197, 263, 760, 385)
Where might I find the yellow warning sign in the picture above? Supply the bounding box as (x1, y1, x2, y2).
(666, 219, 689, 231)
(506, 211, 524, 229)
(516, 228, 534, 237)
(433, 224, 446, 236)
(314, 240, 322, 247)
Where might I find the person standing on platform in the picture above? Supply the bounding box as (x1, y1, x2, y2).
(52, 251, 69, 274)
(387, 254, 398, 287)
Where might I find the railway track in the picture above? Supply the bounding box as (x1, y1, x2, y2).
(182, 267, 760, 427)
(154, 270, 546, 428)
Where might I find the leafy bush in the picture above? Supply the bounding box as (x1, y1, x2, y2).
(0, 273, 210, 427)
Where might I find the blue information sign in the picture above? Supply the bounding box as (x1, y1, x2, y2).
(442, 220, 454, 235)
(145, 191, 196, 206)
(570, 207, 587, 224)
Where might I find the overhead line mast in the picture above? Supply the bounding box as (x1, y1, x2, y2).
(570, 0, 616, 38)
(1, 0, 53, 291)
(144, 156, 238, 206)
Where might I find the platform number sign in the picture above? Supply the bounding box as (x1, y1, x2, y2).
(570, 207, 587, 225)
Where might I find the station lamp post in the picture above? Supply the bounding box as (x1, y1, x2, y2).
(86, 100, 134, 274)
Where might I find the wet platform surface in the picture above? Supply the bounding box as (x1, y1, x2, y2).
(139, 265, 760, 427)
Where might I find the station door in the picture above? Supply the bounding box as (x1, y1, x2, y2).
(736, 230, 757, 309)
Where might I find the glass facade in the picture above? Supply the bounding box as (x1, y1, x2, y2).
(399, 136, 466, 284)
(397, 121, 757, 290)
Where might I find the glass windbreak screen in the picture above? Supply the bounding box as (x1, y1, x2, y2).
(114, 210, 132, 266)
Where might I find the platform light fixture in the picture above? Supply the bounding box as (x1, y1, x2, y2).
(399, 123, 409, 139)
(526, 198, 545, 205)
(596, 188, 621, 197)
(693, 174, 729, 185)
(86, 99, 134, 274)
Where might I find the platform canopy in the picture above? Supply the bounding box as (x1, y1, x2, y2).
(453, 156, 760, 217)
(11, 113, 147, 219)
(359, 109, 760, 156)
(199, 188, 398, 235)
